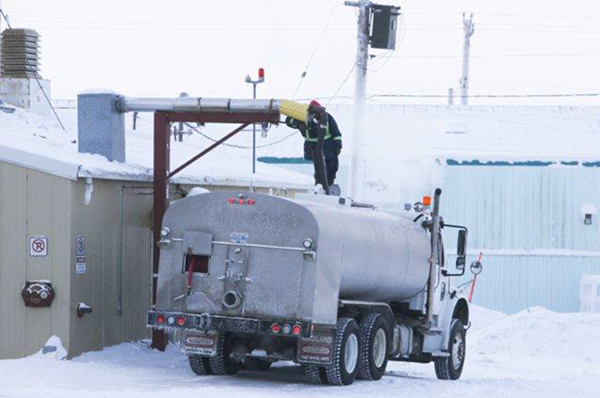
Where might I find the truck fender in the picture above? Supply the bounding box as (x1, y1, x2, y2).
(422, 296, 469, 354)
(438, 297, 469, 351)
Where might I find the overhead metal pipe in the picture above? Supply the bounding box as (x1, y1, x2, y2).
(116, 96, 281, 114)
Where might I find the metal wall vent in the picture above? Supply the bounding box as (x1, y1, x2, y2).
(1, 29, 41, 78)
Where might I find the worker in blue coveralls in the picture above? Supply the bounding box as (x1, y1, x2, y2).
(285, 100, 342, 188)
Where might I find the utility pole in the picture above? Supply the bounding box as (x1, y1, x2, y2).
(345, 0, 371, 200)
(346, 0, 371, 105)
(245, 68, 265, 174)
(344, 2, 400, 200)
(460, 13, 475, 105)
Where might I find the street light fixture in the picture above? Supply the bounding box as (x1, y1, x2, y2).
(245, 68, 265, 174)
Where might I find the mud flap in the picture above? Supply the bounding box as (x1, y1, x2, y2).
(182, 329, 219, 357)
(297, 329, 335, 366)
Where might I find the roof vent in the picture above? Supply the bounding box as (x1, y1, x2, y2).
(1, 29, 41, 78)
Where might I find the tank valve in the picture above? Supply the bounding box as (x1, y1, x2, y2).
(77, 302, 93, 318)
(222, 291, 242, 309)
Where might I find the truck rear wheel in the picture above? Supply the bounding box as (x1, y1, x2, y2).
(209, 333, 240, 375)
(434, 319, 466, 380)
(302, 365, 328, 385)
(325, 318, 360, 386)
(357, 313, 389, 381)
(189, 354, 213, 376)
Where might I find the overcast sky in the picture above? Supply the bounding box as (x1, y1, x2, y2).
(3, 0, 600, 105)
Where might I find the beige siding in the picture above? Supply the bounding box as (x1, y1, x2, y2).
(69, 181, 156, 357)
(0, 161, 72, 359)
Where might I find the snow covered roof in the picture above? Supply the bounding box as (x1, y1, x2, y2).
(263, 104, 600, 163)
(0, 106, 313, 189)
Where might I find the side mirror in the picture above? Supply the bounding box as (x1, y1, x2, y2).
(457, 230, 467, 256)
(455, 229, 467, 270)
(470, 260, 483, 275)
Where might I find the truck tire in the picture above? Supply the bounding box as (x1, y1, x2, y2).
(434, 319, 466, 380)
(209, 334, 240, 375)
(302, 365, 328, 385)
(325, 318, 360, 386)
(188, 354, 213, 376)
(357, 313, 389, 381)
(244, 357, 272, 371)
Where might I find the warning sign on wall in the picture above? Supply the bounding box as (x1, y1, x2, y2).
(75, 235, 87, 274)
(30, 236, 48, 257)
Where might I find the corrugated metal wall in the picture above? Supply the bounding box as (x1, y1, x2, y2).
(0, 162, 72, 359)
(69, 180, 154, 357)
(440, 166, 600, 313)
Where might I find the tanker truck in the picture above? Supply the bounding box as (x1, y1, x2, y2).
(148, 188, 481, 385)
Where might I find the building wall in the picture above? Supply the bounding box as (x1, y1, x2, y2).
(68, 180, 157, 358)
(0, 161, 72, 359)
(440, 165, 600, 313)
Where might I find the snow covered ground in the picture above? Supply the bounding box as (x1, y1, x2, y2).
(1, 306, 599, 398)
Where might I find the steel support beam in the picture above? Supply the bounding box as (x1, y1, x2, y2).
(168, 123, 249, 179)
(151, 111, 169, 351)
(164, 111, 279, 125)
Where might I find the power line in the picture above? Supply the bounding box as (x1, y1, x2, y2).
(292, 1, 339, 100)
(0, 8, 65, 130)
(325, 64, 356, 106)
(369, 92, 600, 99)
(10, 10, 356, 17)
(183, 122, 297, 150)
(392, 52, 600, 59)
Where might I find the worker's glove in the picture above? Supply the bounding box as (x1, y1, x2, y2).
(285, 116, 300, 129)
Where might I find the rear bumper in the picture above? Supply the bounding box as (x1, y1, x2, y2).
(147, 310, 311, 338)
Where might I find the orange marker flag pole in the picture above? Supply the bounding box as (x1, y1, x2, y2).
(468, 252, 483, 303)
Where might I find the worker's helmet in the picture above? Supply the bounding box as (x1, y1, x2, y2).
(309, 100, 322, 108)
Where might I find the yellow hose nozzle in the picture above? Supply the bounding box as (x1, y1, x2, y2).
(279, 100, 309, 123)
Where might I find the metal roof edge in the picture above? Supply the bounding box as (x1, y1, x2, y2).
(0, 144, 79, 180)
(77, 168, 312, 190)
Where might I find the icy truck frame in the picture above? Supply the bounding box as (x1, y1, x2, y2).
(148, 189, 482, 385)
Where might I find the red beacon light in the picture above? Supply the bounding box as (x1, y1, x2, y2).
(247, 198, 255, 205)
(271, 323, 281, 333)
(422, 195, 432, 207)
(238, 198, 245, 205)
(156, 315, 165, 325)
(176, 316, 186, 327)
(228, 197, 235, 204)
(292, 325, 302, 336)
(258, 68, 265, 80)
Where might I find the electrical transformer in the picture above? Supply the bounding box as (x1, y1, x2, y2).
(370, 5, 400, 50)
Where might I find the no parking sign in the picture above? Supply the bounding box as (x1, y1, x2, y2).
(30, 236, 48, 257)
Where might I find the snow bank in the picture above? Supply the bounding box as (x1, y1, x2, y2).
(468, 305, 508, 331)
(470, 306, 600, 379)
(33, 336, 67, 360)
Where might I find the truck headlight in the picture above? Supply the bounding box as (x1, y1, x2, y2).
(303, 238, 314, 249)
(160, 227, 170, 238)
